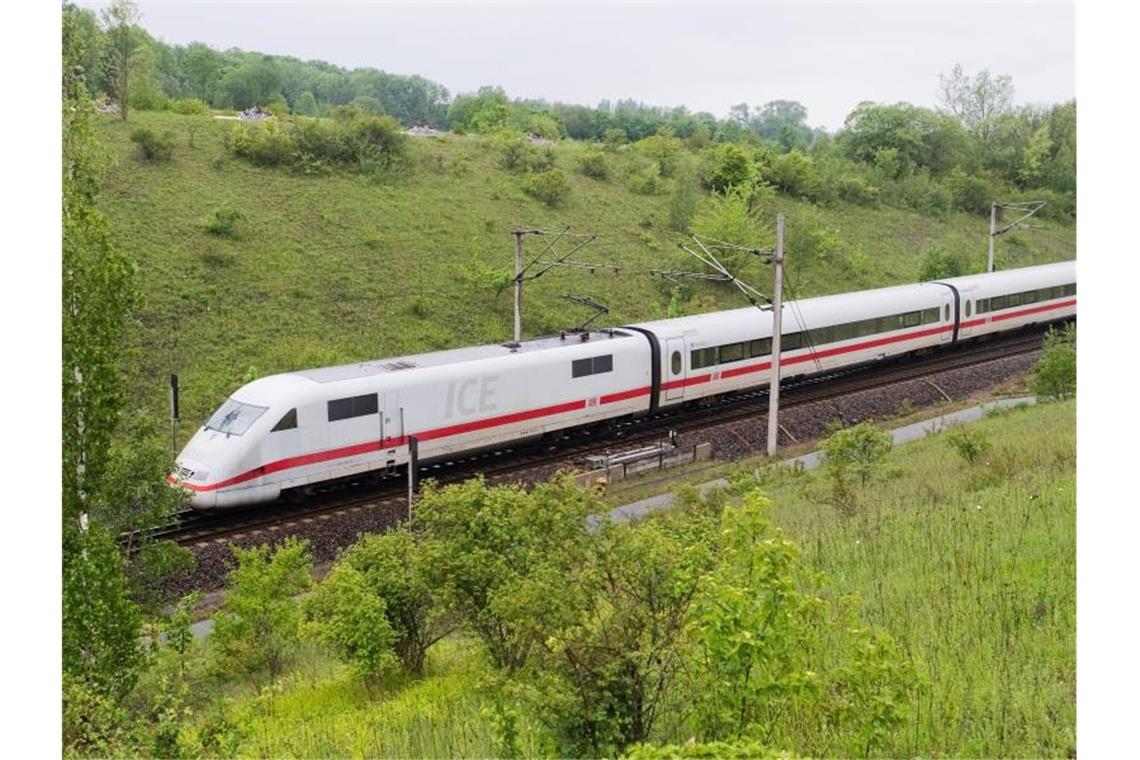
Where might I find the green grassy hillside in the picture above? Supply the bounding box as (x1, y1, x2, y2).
(94, 112, 1075, 434)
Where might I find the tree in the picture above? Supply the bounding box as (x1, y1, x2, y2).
(100, 0, 142, 120)
(63, 521, 144, 702)
(294, 90, 319, 116)
(416, 475, 594, 671)
(63, 4, 149, 722)
(938, 64, 1015, 148)
(704, 143, 756, 193)
(304, 564, 398, 687)
(210, 538, 313, 684)
(1032, 324, 1076, 400)
(521, 516, 714, 757)
(751, 100, 812, 152)
(338, 528, 453, 675)
(839, 102, 971, 177)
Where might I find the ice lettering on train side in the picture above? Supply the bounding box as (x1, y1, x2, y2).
(444, 375, 500, 418)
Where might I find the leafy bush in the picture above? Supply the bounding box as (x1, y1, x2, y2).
(633, 133, 684, 177)
(764, 149, 821, 199)
(917, 242, 970, 281)
(821, 422, 892, 513)
(210, 538, 312, 684)
(337, 528, 452, 675)
(882, 172, 952, 215)
(303, 563, 398, 686)
(945, 424, 992, 465)
(668, 164, 701, 232)
(945, 169, 996, 215)
(129, 127, 175, 161)
(577, 148, 610, 180)
(1032, 324, 1076, 400)
(704, 143, 756, 192)
(834, 174, 880, 206)
(691, 187, 773, 258)
(202, 208, 246, 239)
(494, 130, 556, 174)
(522, 168, 570, 207)
(627, 163, 662, 195)
(225, 113, 408, 176)
(170, 98, 210, 115)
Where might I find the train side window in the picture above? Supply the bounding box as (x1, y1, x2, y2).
(1064, 283, 1076, 296)
(944, 304, 950, 322)
(691, 348, 717, 370)
(671, 351, 682, 375)
(719, 342, 745, 363)
(976, 299, 989, 315)
(572, 358, 593, 378)
(592, 354, 613, 374)
(748, 338, 772, 357)
(1021, 290, 1037, 305)
(903, 311, 921, 328)
(834, 322, 854, 341)
(328, 393, 378, 422)
(991, 295, 1007, 310)
(965, 301, 972, 317)
(854, 318, 876, 337)
(1050, 286, 1063, 299)
(271, 409, 297, 432)
(1007, 293, 1021, 307)
(922, 307, 940, 324)
(782, 333, 802, 351)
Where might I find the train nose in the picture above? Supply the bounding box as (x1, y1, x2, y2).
(168, 458, 217, 510)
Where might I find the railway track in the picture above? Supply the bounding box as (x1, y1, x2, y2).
(140, 325, 1051, 548)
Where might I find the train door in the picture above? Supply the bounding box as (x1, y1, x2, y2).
(381, 391, 402, 449)
(958, 287, 977, 339)
(939, 293, 954, 343)
(665, 337, 686, 402)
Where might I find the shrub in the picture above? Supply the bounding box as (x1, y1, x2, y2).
(603, 126, 627, 148)
(945, 169, 996, 215)
(691, 186, 773, 257)
(522, 168, 570, 207)
(834, 174, 880, 206)
(764, 149, 822, 199)
(704, 143, 756, 193)
(202, 208, 245, 239)
(170, 98, 210, 115)
(224, 114, 408, 176)
(494, 129, 556, 174)
(627, 163, 662, 195)
(822, 422, 892, 513)
(668, 165, 700, 232)
(210, 538, 313, 684)
(577, 148, 610, 180)
(303, 563, 398, 686)
(338, 528, 453, 675)
(917, 242, 970, 281)
(1032, 324, 1076, 400)
(883, 172, 951, 215)
(945, 424, 992, 465)
(129, 127, 175, 161)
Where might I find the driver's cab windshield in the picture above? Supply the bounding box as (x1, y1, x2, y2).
(203, 398, 268, 436)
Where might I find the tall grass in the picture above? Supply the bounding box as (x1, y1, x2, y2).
(229, 638, 542, 758)
(759, 400, 1075, 757)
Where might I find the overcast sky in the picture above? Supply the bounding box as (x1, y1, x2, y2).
(79, 1, 1074, 130)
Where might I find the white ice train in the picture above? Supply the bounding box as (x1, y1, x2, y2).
(171, 261, 1076, 510)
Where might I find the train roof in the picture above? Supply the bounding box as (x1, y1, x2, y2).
(288, 328, 634, 384)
